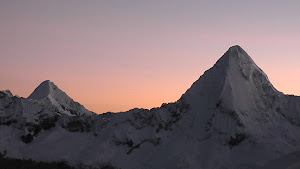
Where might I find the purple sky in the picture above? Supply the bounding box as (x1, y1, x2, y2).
(1, 1, 300, 113)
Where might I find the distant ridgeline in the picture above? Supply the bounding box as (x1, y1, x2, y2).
(1, 46, 300, 169)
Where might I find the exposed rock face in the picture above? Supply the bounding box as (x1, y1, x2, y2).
(0, 46, 300, 169)
(28, 80, 94, 116)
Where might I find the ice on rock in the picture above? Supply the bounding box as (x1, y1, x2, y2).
(28, 80, 94, 116)
(1, 45, 300, 169)
(0, 89, 13, 97)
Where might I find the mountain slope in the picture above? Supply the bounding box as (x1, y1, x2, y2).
(163, 45, 300, 168)
(1, 45, 300, 169)
(182, 45, 285, 138)
(28, 80, 94, 116)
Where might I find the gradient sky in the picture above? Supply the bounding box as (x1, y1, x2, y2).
(1, 1, 300, 113)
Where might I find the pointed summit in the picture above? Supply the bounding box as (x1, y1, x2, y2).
(28, 80, 94, 116)
(28, 80, 57, 100)
(184, 45, 276, 101)
(182, 45, 279, 135)
(226, 45, 254, 62)
(227, 45, 245, 53)
(225, 45, 248, 57)
(214, 45, 255, 70)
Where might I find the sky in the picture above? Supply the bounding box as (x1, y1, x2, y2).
(1, 1, 300, 114)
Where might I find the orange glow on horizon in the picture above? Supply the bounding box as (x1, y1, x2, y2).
(1, 1, 300, 113)
(2, 55, 300, 114)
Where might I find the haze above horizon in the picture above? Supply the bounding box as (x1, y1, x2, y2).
(1, 1, 300, 113)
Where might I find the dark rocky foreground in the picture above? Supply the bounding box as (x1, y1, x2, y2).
(0, 153, 118, 169)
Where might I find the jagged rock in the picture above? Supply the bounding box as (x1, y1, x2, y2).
(1, 46, 300, 169)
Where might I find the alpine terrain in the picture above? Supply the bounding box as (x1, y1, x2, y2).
(1, 45, 300, 169)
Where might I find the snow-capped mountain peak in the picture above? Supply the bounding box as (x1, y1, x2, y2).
(28, 80, 94, 116)
(215, 45, 257, 76)
(182, 45, 285, 140)
(1, 46, 300, 169)
(28, 80, 57, 100)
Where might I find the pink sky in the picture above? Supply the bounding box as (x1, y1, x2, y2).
(1, 1, 300, 113)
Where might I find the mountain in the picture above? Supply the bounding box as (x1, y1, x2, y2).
(28, 80, 94, 116)
(0, 45, 300, 169)
(182, 45, 295, 139)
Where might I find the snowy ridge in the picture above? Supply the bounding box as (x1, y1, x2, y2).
(28, 80, 94, 116)
(1, 45, 300, 169)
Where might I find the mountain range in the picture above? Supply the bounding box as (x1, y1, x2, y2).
(1, 45, 300, 169)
